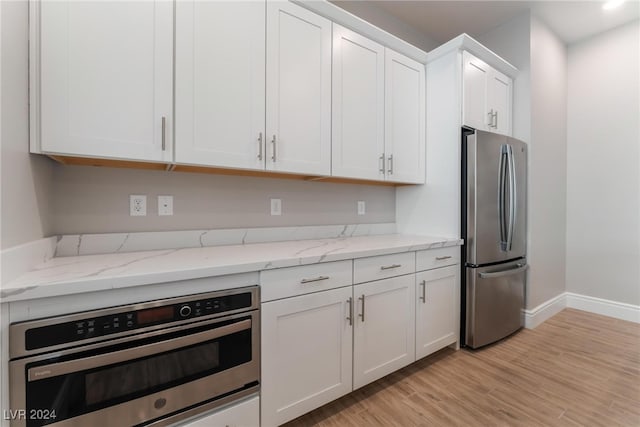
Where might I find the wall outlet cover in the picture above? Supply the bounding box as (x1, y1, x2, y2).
(270, 198, 282, 216)
(357, 201, 366, 215)
(130, 195, 147, 216)
(158, 195, 173, 216)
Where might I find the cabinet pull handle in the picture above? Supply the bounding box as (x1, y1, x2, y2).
(347, 297, 353, 326)
(487, 109, 494, 127)
(257, 132, 263, 160)
(380, 264, 401, 270)
(419, 280, 426, 303)
(494, 111, 498, 129)
(387, 154, 394, 175)
(271, 135, 277, 162)
(379, 154, 385, 174)
(358, 295, 365, 322)
(435, 256, 452, 261)
(161, 116, 166, 151)
(300, 275, 330, 284)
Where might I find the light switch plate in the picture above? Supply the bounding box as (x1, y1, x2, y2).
(158, 195, 173, 216)
(270, 198, 282, 216)
(357, 201, 366, 215)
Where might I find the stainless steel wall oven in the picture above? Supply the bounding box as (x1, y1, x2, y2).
(9, 286, 260, 427)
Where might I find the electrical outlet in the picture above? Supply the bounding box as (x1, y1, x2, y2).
(158, 195, 173, 216)
(270, 198, 282, 216)
(130, 195, 147, 216)
(357, 201, 366, 215)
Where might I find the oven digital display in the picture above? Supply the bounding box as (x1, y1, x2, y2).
(136, 306, 174, 325)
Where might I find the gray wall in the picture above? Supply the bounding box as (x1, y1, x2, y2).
(478, 13, 569, 310)
(330, 1, 439, 52)
(1, 0, 54, 250)
(566, 20, 640, 306)
(50, 166, 395, 235)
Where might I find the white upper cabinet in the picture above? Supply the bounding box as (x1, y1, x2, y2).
(384, 49, 426, 184)
(332, 25, 385, 181)
(266, 1, 332, 176)
(462, 51, 513, 136)
(35, 1, 173, 162)
(175, 1, 265, 169)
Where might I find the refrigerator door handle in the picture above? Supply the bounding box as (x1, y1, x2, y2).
(479, 263, 528, 279)
(506, 144, 517, 251)
(498, 145, 509, 251)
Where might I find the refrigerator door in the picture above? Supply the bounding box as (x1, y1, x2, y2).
(465, 259, 526, 348)
(466, 130, 527, 265)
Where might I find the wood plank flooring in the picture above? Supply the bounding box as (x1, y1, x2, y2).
(284, 309, 640, 426)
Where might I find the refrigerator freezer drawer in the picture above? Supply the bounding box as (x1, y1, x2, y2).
(465, 261, 526, 348)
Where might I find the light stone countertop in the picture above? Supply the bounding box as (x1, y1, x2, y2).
(1, 234, 462, 303)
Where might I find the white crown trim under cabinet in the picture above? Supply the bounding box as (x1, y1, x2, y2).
(174, 1, 266, 170)
(462, 51, 513, 136)
(265, 1, 332, 176)
(30, 0, 173, 162)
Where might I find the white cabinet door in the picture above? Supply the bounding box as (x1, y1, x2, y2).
(384, 49, 425, 184)
(261, 287, 353, 427)
(462, 51, 491, 132)
(353, 275, 416, 389)
(332, 25, 385, 181)
(38, 1, 172, 162)
(266, 1, 332, 176)
(415, 265, 459, 360)
(180, 396, 259, 427)
(488, 68, 512, 136)
(175, 1, 265, 169)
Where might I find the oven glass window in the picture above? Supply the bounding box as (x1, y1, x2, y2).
(85, 342, 219, 406)
(25, 318, 252, 427)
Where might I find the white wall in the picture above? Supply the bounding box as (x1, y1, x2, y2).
(478, 13, 569, 310)
(528, 17, 568, 309)
(329, 0, 439, 52)
(566, 20, 640, 306)
(50, 165, 395, 235)
(0, 0, 53, 250)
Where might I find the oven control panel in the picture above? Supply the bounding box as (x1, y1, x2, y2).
(23, 292, 253, 352)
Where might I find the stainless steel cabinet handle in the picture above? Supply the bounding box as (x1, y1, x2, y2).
(379, 154, 385, 174)
(300, 275, 330, 284)
(387, 154, 394, 175)
(495, 111, 499, 129)
(435, 256, 452, 261)
(419, 280, 426, 303)
(271, 135, 277, 162)
(380, 264, 402, 270)
(347, 297, 353, 326)
(487, 109, 494, 127)
(358, 295, 365, 322)
(479, 263, 528, 279)
(257, 132, 263, 160)
(161, 116, 166, 151)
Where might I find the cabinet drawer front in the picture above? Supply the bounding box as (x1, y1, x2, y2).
(353, 253, 415, 284)
(416, 247, 460, 271)
(260, 261, 352, 302)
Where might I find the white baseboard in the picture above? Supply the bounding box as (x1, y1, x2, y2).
(523, 292, 640, 328)
(523, 293, 567, 329)
(566, 292, 640, 324)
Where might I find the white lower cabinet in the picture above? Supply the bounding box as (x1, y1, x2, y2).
(353, 275, 416, 389)
(180, 395, 259, 427)
(261, 287, 353, 427)
(415, 265, 460, 359)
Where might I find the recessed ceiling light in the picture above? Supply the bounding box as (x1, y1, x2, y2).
(603, 0, 625, 10)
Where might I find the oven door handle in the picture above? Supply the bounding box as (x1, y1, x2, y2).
(27, 319, 251, 382)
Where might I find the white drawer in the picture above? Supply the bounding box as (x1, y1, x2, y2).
(260, 260, 352, 302)
(180, 395, 259, 427)
(416, 246, 460, 271)
(353, 252, 415, 284)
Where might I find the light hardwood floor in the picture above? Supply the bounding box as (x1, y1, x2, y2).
(284, 309, 640, 426)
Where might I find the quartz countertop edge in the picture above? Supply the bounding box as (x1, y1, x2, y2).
(1, 234, 463, 303)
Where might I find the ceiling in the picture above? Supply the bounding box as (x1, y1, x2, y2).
(334, 1, 640, 45)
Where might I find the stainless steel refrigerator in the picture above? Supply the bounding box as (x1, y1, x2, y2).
(461, 128, 528, 349)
